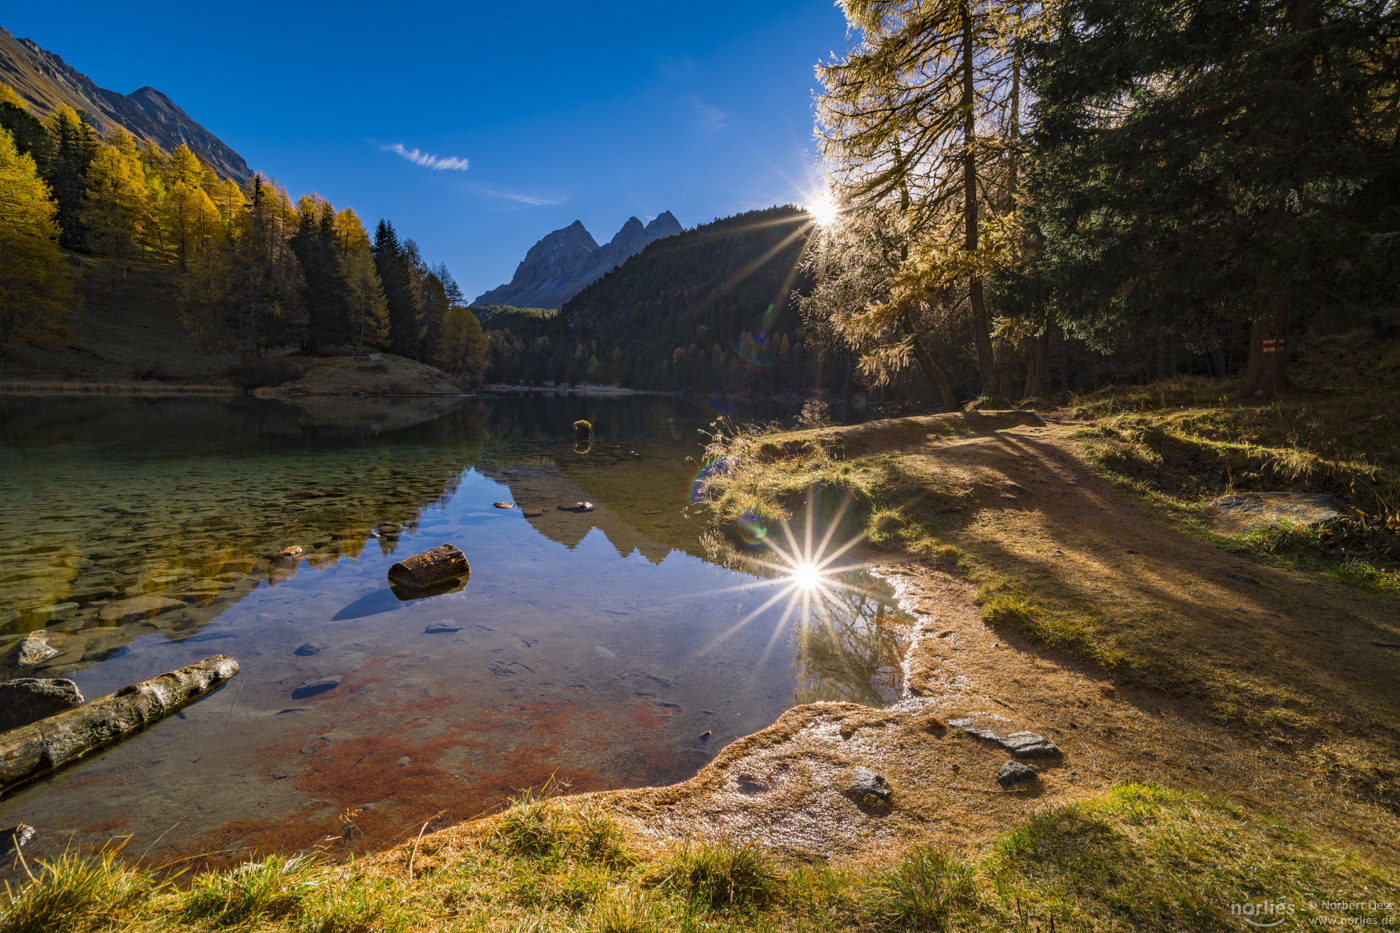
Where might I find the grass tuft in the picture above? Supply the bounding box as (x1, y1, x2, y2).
(181, 854, 317, 925)
(867, 846, 977, 932)
(0, 851, 152, 933)
(658, 838, 784, 910)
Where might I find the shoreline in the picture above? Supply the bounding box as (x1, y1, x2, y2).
(480, 382, 679, 397)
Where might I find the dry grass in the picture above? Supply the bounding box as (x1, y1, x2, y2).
(4, 785, 1394, 932)
(698, 395, 1400, 825)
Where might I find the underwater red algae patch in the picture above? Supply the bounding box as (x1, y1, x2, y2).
(629, 699, 684, 729)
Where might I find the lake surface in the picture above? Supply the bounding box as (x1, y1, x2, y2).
(0, 393, 910, 866)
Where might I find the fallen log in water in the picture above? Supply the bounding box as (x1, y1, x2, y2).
(388, 543, 469, 590)
(0, 655, 239, 798)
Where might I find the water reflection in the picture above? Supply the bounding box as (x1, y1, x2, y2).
(791, 578, 906, 706)
(0, 394, 911, 868)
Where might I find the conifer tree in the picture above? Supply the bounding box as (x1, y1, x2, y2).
(0, 84, 53, 175)
(344, 243, 390, 350)
(333, 207, 370, 255)
(291, 194, 352, 350)
(433, 306, 487, 384)
(83, 130, 151, 261)
(161, 145, 221, 268)
(178, 174, 304, 357)
(42, 105, 98, 251)
(816, 0, 1039, 397)
(0, 127, 72, 367)
(1025, 0, 1400, 394)
(372, 220, 422, 358)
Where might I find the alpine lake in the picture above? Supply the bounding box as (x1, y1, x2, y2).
(0, 393, 911, 869)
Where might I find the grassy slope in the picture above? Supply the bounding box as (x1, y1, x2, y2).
(3, 785, 1395, 932)
(0, 255, 464, 395)
(1, 256, 240, 385)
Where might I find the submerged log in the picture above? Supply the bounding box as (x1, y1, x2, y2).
(388, 543, 470, 590)
(0, 655, 239, 798)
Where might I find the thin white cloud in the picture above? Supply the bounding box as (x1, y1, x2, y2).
(694, 100, 729, 134)
(473, 184, 565, 207)
(382, 142, 470, 171)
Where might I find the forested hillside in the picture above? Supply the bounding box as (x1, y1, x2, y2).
(483, 206, 860, 396)
(0, 84, 485, 384)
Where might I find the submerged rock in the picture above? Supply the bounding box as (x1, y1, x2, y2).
(0, 678, 84, 730)
(425, 621, 461, 634)
(997, 760, 1038, 788)
(14, 631, 57, 667)
(98, 595, 186, 625)
(293, 643, 323, 657)
(290, 676, 342, 699)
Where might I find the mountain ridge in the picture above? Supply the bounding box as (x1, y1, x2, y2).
(0, 26, 251, 182)
(473, 211, 683, 310)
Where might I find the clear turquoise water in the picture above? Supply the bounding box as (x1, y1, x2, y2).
(0, 394, 908, 866)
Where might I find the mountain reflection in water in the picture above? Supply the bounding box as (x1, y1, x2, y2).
(0, 394, 911, 869)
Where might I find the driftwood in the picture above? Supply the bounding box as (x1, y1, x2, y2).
(388, 543, 469, 590)
(0, 655, 239, 797)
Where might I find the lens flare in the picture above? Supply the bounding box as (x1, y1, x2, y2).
(806, 195, 839, 227)
(736, 512, 769, 546)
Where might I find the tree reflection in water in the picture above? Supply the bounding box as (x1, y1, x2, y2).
(789, 571, 905, 705)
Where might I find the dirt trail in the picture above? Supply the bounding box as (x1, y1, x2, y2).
(424, 412, 1400, 867)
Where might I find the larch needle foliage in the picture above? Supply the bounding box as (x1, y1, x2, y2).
(0, 124, 73, 367)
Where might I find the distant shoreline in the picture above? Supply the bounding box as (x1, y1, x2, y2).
(481, 383, 678, 397)
(0, 380, 236, 396)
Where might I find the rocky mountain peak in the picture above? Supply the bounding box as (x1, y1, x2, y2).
(473, 211, 683, 310)
(0, 28, 250, 182)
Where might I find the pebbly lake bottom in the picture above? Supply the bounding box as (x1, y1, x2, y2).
(0, 394, 910, 868)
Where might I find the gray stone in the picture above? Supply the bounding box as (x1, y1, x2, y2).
(948, 712, 1063, 759)
(845, 766, 893, 808)
(290, 676, 342, 700)
(0, 678, 84, 730)
(98, 595, 185, 624)
(1206, 492, 1341, 535)
(1, 824, 35, 858)
(14, 631, 57, 667)
(425, 621, 461, 634)
(293, 643, 323, 656)
(997, 761, 1038, 788)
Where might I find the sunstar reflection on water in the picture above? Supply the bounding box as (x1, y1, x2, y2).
(705, 495, 877, 668)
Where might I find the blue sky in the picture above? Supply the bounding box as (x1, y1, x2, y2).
(6, 1, 849, 301)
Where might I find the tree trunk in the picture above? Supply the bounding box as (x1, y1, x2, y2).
(901, 310, 958, 411)
(961, 1, 996, 396)
(0, 656, 239, 797)
(1033, 317, 1053, 398)
(1242, 301, 1290, 396)
(388, 543, 470, 590)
